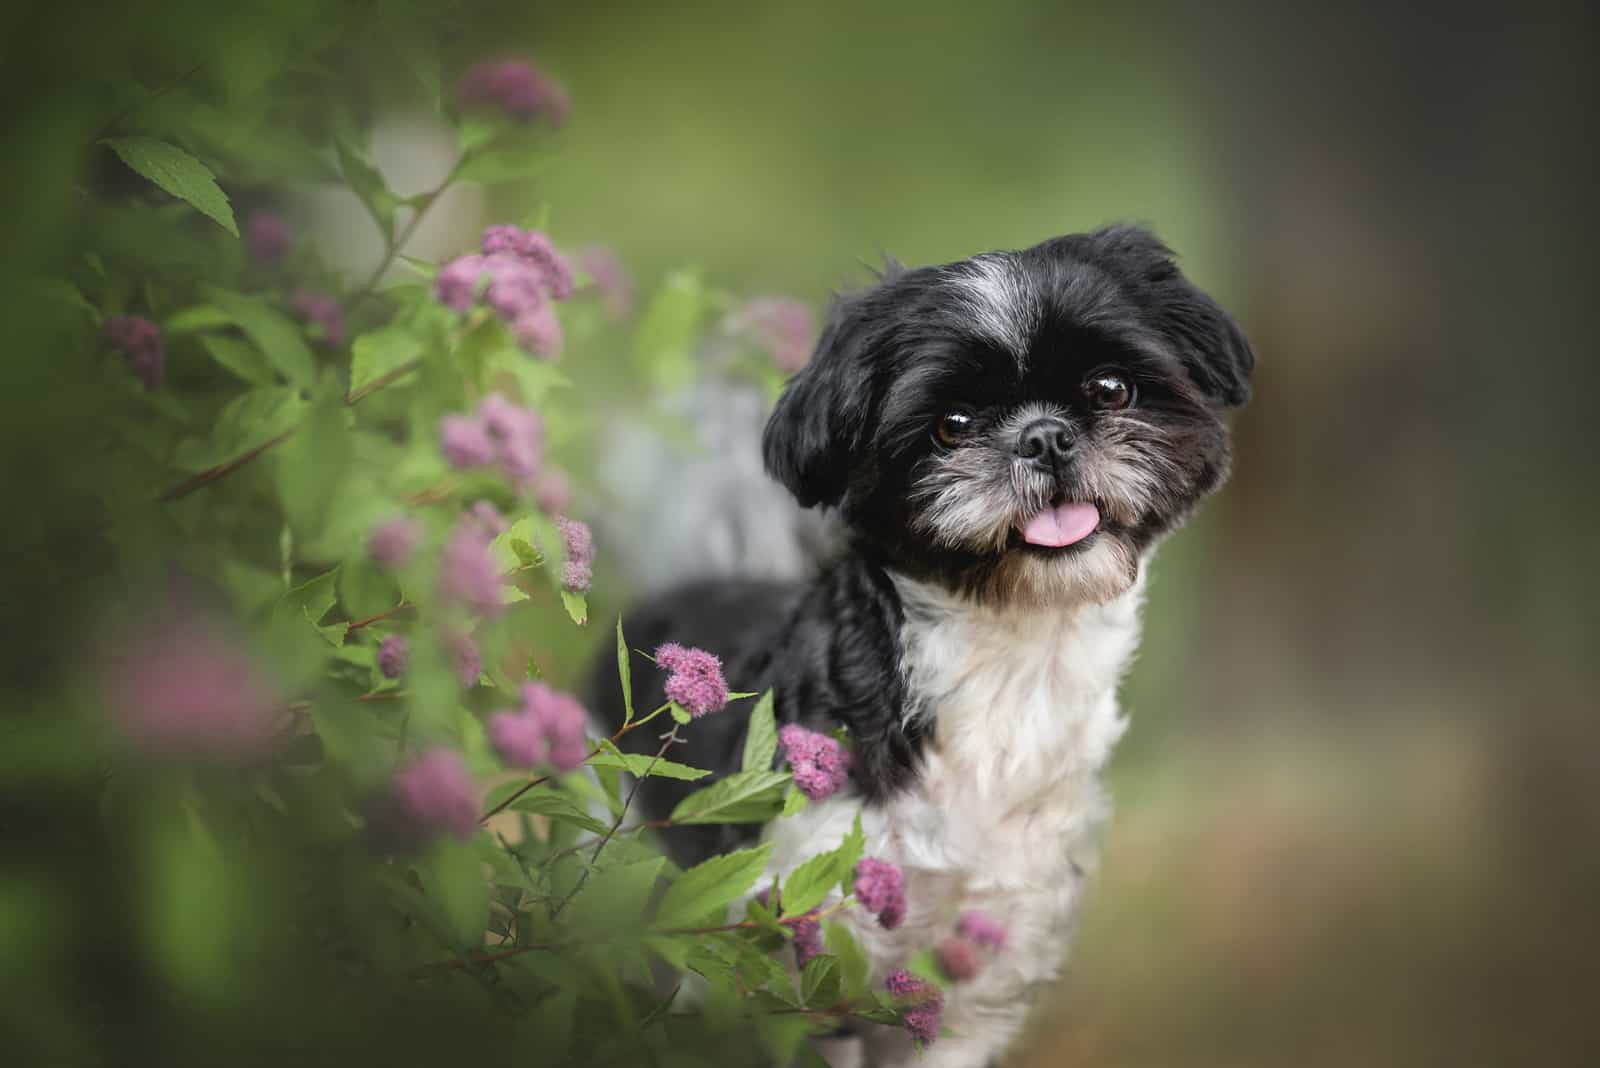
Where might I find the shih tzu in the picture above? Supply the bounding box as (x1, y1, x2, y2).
(592, 225, 1254, 1067)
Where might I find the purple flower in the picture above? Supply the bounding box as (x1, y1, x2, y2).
(368, 517, 422, 569)
(440, 413, 496, 469)
(99, 607, 282, 763)
(790, 913, 824, 965)
(246, 211, 291, 264)
(956, 909, 1008, 951)
(482, 253, 546, 320)
(854, 857, 906, 929)
(514, 230, 575, 300)
(532, 467, 572, 514)
(511, 301, 563, 359)
(557, 516, 593, 593)
(575, 244, 635, 320)
(390, 749, 480, 839)
(440, 521, 504, 617)
(457, 58, 569, 124)
(288, 289, 345, 349)
(445, 630, 481, 688)
(487, 708, 547, 768)
(654, 643, 728, 718)
(491, 682, 590, 771)
(884, 970, 943, 1046)
(435, 253, 487, 313)
(377, 634, 409, 679)
(101, 315, 164, 390)
(468, 500, 509, 537)
(732, 297, 816, 374)
(935, 936, 980, 983)
(477, 393, 543, 484)
(778, 724, 851, 800)
(480, 224, 526, 256)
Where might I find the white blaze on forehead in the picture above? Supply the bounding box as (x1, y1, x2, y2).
(949, 254, 1039, 359)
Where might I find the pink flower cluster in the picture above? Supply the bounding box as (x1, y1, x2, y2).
(532, 467, 572, 514)
(731, 297, 816, 373)
(654, 643, 729, 718)
(557, 516, 593, 592)
(101, 315, 164, 390)
(956, 909, 1007, 950)
(440, 518, 504, 618)
(439, 393, 543, 487)
(884, 970, 944, 1046)
(246, 210, 291, 264)
(445, 629, 481, 688)
(854, 857, 906, 929)
(368, 517, 421, 569)
(934, 910, 1009, 983)
(288, 289, 345, 349)
(574, 244, 635, 320)
(488, 681, 589, 772)
(457, 59, 570, 125)
(778, 724, 851, 800)
(390, 749, 480, 839)
(435, 226, 573, 358)
(378, 634, 409, 679)
(753, 887, 824, 966)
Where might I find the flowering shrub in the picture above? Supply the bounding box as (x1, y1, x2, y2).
(0, 7, 973, 1064)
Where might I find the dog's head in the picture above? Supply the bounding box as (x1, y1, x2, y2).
(763, 225, 1254, 606)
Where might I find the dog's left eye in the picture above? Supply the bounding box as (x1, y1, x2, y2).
(935, 410, 976, 447)
(1084, 369, 1134, 411)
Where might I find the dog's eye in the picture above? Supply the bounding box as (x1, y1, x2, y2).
(1084, 369, 1134, 411)
(934, 410, 976, 447)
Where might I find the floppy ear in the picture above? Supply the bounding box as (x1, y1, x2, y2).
(1085, 225, 1255, 408)
(762, 291, 880, 508)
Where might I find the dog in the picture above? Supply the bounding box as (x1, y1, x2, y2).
(591, 224, 1254, 1066)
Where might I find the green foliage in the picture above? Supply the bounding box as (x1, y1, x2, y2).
(102, 136, 239, 235)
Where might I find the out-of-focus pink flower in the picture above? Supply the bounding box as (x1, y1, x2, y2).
(511, 300, 562, 359)
(288, 289, 345, 348)
(440, 521, 504, 617)
(440, 413, 497, 469)
(854, 857, 906, 929)
(368, 517, 422, 569)
(246, 211, 292, 264)
(654, 643, 729, 717)
(468, 500, 508, 537)
(790, 913, 823, 965)
(482, 253, 546, 320)
(487, 707, 547, 768)
(457, 59, 570, 125)
(556, 516, 593, 592)
(731, 297, 816, 373)
(884, 970, 943, 1045)
(477, 393, 543, 484)
(435, 253, 487, 313)
(778, 723, 851, 800)
(378, 634, 409, 679)
(532, 467, 572, 514)
(390, 749, 480, 839)
(935, 936, 981, 982)
(575, 244, 635, 320)
(956, 909, 1008, 951)
(444, 630, 481, 688)
(479, 228, 574, 300)
(491, 682, 589, 771)
(99, 600, 283, 763)
(101, 315, 164, 390)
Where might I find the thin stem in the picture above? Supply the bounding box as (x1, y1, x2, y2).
(156, 429, 295, 501)
(346, 602, 414, 631)
(478, 703, 672, 823)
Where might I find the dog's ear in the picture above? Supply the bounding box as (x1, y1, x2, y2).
(763, 290, 880, 508)
(1085, 225, 1255, 408)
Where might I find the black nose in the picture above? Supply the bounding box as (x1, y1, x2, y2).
(1014, 417, 1075, 469)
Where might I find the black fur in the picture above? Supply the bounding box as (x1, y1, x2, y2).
(589, 225, 1253, 865)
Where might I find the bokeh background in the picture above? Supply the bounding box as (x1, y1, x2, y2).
(4, 0, 1596, 1064)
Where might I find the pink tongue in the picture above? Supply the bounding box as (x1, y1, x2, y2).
(1019, 501, 1100, 548)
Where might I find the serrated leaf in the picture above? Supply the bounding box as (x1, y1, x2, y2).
(560, 589, 587, 625)
(204, 288, 316, 386)
(102, 136, 237, 235)
(782, 811, 864, 916)
(278, 567, 340, 625)
(415, 838, 488, 950)
(499, 788, 608, 835)
(273, 377, 350, 539)
(199, 334, 276, 386)
(741, 690, 777, 772)
(781, 785, 809, 817)
(654, 843, 772, 929)
(562, 856, 664, 934)
(349, 323, 423, 395)
(669, 770, 790, 826)
(616, 618, 635, 726)
(335, 135, 398, 232)
(670, 702, 691, 725)
(800, 955, 841, 1007)
(586, 751, 710, 783)
(171, 386, 304, 471)
(508, 538, 539, 565)
(824, 921, 870, 999)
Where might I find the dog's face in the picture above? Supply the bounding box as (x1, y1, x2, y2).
(763, 226, 1254, 606)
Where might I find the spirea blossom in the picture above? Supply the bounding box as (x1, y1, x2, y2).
(732, 297, 816, 374)
(445, 630, 481, 688)
(439, 413, 497, 469)
(434, 253, 486, 313)
(557, 516, 594, 592)
(377, 634, 409, 679)
(469, 500, 509, 537)
(778, 724, 851, 800)
(489, 682, 589, 771)
(457, 58, 569, 124)
(99, 604, 282, 762)
(435, 229, 572, 358)
(935, 936, 981, 983)
(288, 289, 345, 348)
(477, 393, 543, 484)
(532, 467, 572, 514)
(654, 643, 729, 718)
(101, 315, 164, 390)
(575, 244, 635, 320)
(390, 749, 480, 840)
(510, 299, 562, 359)
(368, 517, 422, 568)
(440, 521, 504, 617)
(884, 970, 944, 1046)
(246, 211, 291, 264)
(854, 857, 906, 929)
(790, 913, 824, 966)
(956, 909, 1008, 951)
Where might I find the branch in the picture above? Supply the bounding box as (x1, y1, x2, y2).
(156, 429, 295, 501)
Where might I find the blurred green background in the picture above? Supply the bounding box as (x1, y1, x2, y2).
(4, 0, 1595, 1064)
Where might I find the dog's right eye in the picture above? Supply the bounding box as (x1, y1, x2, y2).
(935, 410, 976, 447)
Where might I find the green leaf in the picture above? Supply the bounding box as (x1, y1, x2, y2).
(560, 589, 588, 626)
(632, 270, 705, 390)
(824, 922, 870, 999)
(279, 567, 340, 625)
(204, 288, 316, 386)
(349, 323, 424, 396)
(587, 750, 710, 783)
(171, 386, 303, 471)
(165, 305, 234, 334)
(198, 334, 276, 386)
(670, 702, 691, 725)
(456, 142, 547, 184)
(498, 788, 608, 835)
(781, 811, 864, 916)
(742, 690, 778, 772)
(335, 135, 399, 233)
(337, 553, 399, 623)
(669, 770, 790, 826)
(508, 538, 540, 565)
(654, 843, 772, 929)
(415, 838, 488, 949)
(800, 955, 841, 1007)
(102, 136, 237, 235)
(781, 785, 809, 817)
(562, 856, 664, 934)
(273, 376, 351, 540)
(616, 618, 635, 726)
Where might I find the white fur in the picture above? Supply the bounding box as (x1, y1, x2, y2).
(763, 571, 1145, 1067)
(949, 257, 1039, 359)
